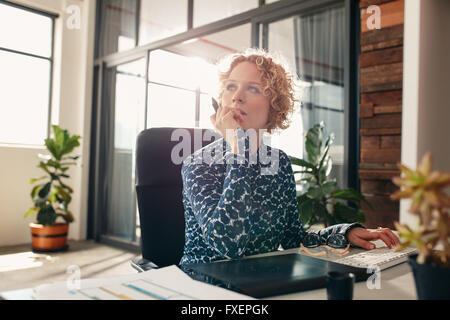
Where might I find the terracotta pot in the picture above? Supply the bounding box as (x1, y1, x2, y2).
(29, 222, 69, 252)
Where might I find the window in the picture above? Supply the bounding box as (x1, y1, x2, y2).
(97, 0, 139, 57)
(193, 0, 258, 28)
(115, 59, 146, 150)
(139, 0, 187, 45)
(148, 24, 252, 129)
(267, 6, 347, 187)
(0, 2, 55, 145)
(92, 0, 359, 249)
(103, 58, 146, 241)
(147, 49, 216, 129)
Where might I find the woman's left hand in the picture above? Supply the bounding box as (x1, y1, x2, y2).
(347, 227, 400, 250)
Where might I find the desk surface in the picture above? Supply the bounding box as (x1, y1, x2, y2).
(250, 247, 416, 300)
(1, 247, 417, 300)
(270, 253, 416, 299)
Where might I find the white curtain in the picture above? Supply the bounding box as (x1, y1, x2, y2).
(294, 6, 346, 187)
(98, 0, 138, 56)
(295, 7, 345, 86)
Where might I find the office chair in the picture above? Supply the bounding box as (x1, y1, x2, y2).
(131, 127, 217, 272)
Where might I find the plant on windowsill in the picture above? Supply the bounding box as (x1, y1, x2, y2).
(390, 152, 450, 299)
(24, 125, 81, 253)
(289, 122, 369, 230)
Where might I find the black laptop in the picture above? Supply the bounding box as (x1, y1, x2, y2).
(182, 253, 370, 298)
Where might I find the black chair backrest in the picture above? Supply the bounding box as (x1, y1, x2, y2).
(135, 127, 217, 267)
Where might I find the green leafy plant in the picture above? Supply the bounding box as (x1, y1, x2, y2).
(289, 122, 369, 229)
(24, 125, 81, 226)
(391, 152, 450, 267)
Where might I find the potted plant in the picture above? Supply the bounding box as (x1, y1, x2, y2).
(24, 125, 81, 252)
(289, 122, 369, 229)
(391, 152, 450, 299)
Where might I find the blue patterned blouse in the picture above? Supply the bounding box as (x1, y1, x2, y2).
(179, 129, 363, 265)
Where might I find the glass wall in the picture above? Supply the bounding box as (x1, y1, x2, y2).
(97, 0, 139, 57)
(267, 5, 346, 188)
(92, 0, 356, 248)
(193, 0, 258, 27)
(139, 0, 187, 45)
(149, 24, 252, 130)
(102, 58, 146, 242)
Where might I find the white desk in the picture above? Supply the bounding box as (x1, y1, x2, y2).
(270, 255, 416, 300)
(1, 288, 35, 300)
(248, 246, 417, 300)
(0, 247, 417, 300)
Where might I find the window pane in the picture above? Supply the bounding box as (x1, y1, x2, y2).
(265, 17, 304, 161)
(0, 3, 52, 58)
(149, 49, 219, 93)
(199, 93, 215, 129)
(165, 24, 252, 66)
(98, 0, 138, 57)
(161, 24, 251, 128)
(139, 0, 187, 45)
(193, 0, 258, 28)
(268, 6, 346, 187)
(105, 58, 146, 241)
(147, 84, 196, 128)
(114, 59, 146, 149)
(149, 50, 198, 90)
(0, 51, 50, 145)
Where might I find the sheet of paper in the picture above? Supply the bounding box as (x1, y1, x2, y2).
(33, 265, 254, 300)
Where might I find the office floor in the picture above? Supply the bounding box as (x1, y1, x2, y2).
(0, 240, 138, 292)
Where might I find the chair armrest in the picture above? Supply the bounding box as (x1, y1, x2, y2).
(130, 255, 159, 272)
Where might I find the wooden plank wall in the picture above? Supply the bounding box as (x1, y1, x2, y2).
(358, 0, 404, 229)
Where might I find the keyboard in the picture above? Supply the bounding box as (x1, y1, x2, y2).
(296, 236, 418, 271)
(333, 246, 417, 270)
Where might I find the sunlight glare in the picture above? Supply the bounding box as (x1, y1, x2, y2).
(0, 251, 57, 273)
(147, 50, 219, 129)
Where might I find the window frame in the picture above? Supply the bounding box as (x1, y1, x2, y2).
(0, 0, 58, 145)
(255, 0, 361, 190)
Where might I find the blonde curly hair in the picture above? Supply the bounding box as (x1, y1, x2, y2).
(217, 48, 298, 134)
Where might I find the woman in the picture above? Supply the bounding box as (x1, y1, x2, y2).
(179, 49, 399, 265)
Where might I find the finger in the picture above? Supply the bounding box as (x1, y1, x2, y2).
(218, 106, 232, 122)
(217, 103, 226, 119)
(349, 236, 376, 250)
(235, 109, 244, 120)
(221, 105, 231, 114)
(210, 114, 216, 127)
(374, 231, 395, 248)
(224, 107, 244, 124)
(381, 228, 400, 247)
(233, 111, 244, 123)
(223, 108, 240, 124)
(216, 106, 230, 125)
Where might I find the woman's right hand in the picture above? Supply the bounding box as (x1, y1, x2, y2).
(210, 103, 244, 154)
